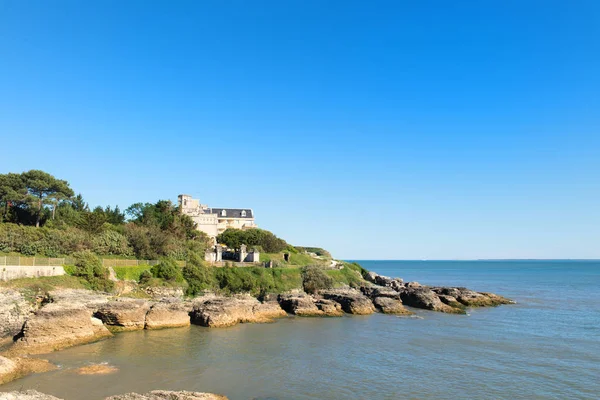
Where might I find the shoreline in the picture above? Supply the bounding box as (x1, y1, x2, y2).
(0, 269, 514, 388)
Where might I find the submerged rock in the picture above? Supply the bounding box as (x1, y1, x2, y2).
(76, 363, 119, 375)
(9, 303, 112, 355)
(321, 289, 376, 315)
(0, 391, 227, 400)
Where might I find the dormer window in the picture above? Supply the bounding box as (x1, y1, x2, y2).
(241, 210, 247, 217)
(221, 210, 227, 217)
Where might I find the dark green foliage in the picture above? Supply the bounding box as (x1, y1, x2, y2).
(182, 252, 216, 296)
(302, 265, 334, 294)
(72, 250, 114, 292)
(213, 267, 302, 295)
(77, 210, 108, 234)
(150, 258, 184, 282)
(139, 270, 153, 285)
(217, 228, 287, 253)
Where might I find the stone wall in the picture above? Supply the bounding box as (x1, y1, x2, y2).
(1, 266, 66, 282)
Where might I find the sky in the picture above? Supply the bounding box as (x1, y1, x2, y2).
(1, 1, 599, 259)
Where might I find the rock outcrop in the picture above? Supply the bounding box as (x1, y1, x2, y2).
(190, 296, 285, 328)
(0, 356, 17, 385)
(277, 293, 343, 317)
(48, 289, 110, 310)
(360, 285, 412, 315)
(105, 391, 228, 400)
(145, 299, 192, 330)
(320, 289, 375, 315)
(9, 303, 112, 355)
(94, 299, 152, 331)
(0, 390, 62, 400)
(431, 287, 514, 307)
(0, 289, 36, 340)
(397, 287, 465, 314)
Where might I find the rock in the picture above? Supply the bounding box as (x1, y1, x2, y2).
(0, 289, 35, 340)
(252, 301, 287, 321)
(363, 272, 403, 289)
(144, 286, 185, 299)
(94, 299, 152, 331)
(277, 294, 342, 317)
(0, 391, 227, 400)
(398, 287, 464, 314)
(405, 281, 422, 288)
(315, 299, 344, 316)
(0, 390, 62, 400)
(432, 287, 514, 307)
(278, 293, 321, 316)
(0, 356, 17, 385)
(190, 295, 284, 328)
(9, 303, 112, 355)
(104, 390, 228, 400)
(145, 299, 192, 330)
(320, 289, 376, 315)
(76, 363, 119, 375)
(48, 289, 110, 310)
(360, 285, 401, 300)
(372, 297, 413, 315)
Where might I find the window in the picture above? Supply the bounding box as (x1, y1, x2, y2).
(241, 210, 247, 217)
(221, 210, 227, 217)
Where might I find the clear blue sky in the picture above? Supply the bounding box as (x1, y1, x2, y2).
(1, 1, 599, 259)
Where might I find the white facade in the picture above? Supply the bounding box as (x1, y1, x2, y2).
(178, 194, 256, 240)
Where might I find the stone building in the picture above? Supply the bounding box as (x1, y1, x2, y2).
(178, 194, 257, 241)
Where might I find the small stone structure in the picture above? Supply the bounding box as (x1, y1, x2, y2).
(205, 244, 259, 264)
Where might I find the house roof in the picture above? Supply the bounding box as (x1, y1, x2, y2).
(208, 208, 254, 218)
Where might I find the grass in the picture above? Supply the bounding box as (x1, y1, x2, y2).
(214, 266, 303, 295)
(260, 251, 329, 268)
(0, 275, 89, 304)
(113, 265, 152, 281)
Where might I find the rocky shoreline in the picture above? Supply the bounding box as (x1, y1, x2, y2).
(0, 271, 514, 388)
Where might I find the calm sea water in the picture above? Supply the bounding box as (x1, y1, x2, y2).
(2, 260, 599, 400)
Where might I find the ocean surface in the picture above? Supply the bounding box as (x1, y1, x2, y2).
(2, 260, 599, 400)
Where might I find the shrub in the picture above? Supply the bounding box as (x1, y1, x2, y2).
(72, 250, 114, 292)
(150, 258, 183, 282)
(139, 270, 153, 285)
(302, 265, 334, 294)
(182, 252, 216, 296)
(216, 228, 287, 253)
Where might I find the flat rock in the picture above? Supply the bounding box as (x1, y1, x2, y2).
(278, 294, 342, 317)
(105, 390, 228, 400)
(9, 303, 112, 355)
(48, 289, 110, 310)
(190, 295, 284, 328)
(320, 289, 375, 315)
(95, 299, 152, 331)
(432, 287, 514, 307)
(0, 356, 18, 385)
(145, 300, 192, 330)
(398, 287, 464, 314)
(0, 390, 62, 400)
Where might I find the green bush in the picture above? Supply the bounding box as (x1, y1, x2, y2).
(72, 250, 114, 292)
(150, 258, 183, 282)
(216, 228, 287, 253)
(182, 252, 216, 296)
(139, 270, 153, 285)
(302, 265, 334, 294)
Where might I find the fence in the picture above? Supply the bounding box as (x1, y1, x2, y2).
(0, 256, 186, 267)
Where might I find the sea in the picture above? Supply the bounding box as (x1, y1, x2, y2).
(2, 260, 599, 400)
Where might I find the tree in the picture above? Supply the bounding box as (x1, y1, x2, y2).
(21, 170, 74, 227)
(0, 173, 26, 222)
